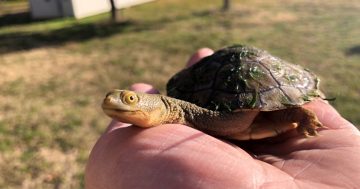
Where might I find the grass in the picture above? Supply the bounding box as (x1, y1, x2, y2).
(0, 0, 359, 188)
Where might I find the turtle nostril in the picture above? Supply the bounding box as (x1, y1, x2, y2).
(105, 92, 112, 98)
(103, 92, 118, 106)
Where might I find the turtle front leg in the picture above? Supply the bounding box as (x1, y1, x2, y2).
(266, 107, 323, 137)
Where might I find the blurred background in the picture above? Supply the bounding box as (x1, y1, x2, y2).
(0, 0, 359, 188)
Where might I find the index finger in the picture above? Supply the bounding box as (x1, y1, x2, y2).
(304, 99, 357, 131)
(186, 48, 214, 67)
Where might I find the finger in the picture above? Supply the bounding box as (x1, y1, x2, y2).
(303, 99, 355, 130)
(186, 48, 214, 67)
(249, 99, 359, 155)
(130, 83, 159, 94)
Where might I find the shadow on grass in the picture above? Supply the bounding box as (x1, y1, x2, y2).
(0, 11, 71, 28)
(0, 12, 32, 27)
(0, 10, 214, 54)
(0, 20, 144, 54)
(345, 45, 360, 56)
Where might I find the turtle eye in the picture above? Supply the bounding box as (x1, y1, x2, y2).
(122, 91, 138, 105)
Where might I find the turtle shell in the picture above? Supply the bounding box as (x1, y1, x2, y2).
(166, 45, 323, 111)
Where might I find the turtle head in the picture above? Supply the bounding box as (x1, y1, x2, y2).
(102, 90, 166, 127)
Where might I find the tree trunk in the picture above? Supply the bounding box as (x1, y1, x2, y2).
(223, 0, 230, 11)
(109, 0, 117, 22)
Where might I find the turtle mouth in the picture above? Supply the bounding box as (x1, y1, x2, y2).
(102, 105, 149, 127)
(102, 107, 125, 112)
(102, 102, 136, 113)
(102, 107, 137, 114)
(102, 106, 135, 120)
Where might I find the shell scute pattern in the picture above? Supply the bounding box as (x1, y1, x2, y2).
(167, 45, 322, 112)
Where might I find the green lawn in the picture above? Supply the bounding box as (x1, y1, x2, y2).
(0, 0, 359, 188)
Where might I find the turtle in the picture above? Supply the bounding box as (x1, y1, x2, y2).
(102, 45, 324, 140)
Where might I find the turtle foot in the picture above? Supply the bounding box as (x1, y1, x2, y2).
(297, 116, 323, 137)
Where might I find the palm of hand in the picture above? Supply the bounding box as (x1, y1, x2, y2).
(86, 100, 360, 188)
(85, 49, 360, 189)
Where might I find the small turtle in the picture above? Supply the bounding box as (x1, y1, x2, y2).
(102, 45, 324, 140)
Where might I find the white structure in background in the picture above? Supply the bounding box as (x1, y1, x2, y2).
(29, 0, 154, 19)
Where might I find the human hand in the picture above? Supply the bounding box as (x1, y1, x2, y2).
(85, 49, 360, 189)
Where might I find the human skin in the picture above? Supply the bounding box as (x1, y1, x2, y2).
(85, 48, 360, 189)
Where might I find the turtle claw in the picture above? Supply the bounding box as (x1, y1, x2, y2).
(298, 117, 323, 137)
